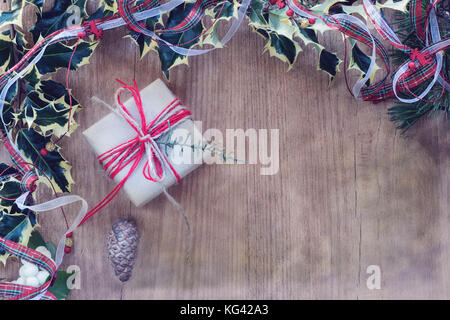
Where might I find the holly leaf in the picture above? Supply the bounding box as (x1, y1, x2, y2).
(347, 38, 380, 84)
(267, 7, 299, 39)
(318, 48, 341, 81)
(127, 4, 162, 59)
(30, 0, 88, 42)
(15, 129, 73, 193)
(34, 40, 98, 75)
(0, 171, 23, 213)
(247, 0, 268, 29)
(0, 212, 38, 264)
(48, 270, 74, 300)
(263, 31, 301, 68)
(0, 172, 38, 265)
(202, 1, 240, 48)
(28, 230, 56, 259)
(28, 230, 70, 299)
(27, 229, 47, 249)
(376, 0, 411, 13)
(0, 0, 25, 28)
(0, 163, 19, 178)
(157, 3, 204, 80)
(89, 0, 118, 19)
(0, 30, 15, 72)
(17, 80, 80, 137)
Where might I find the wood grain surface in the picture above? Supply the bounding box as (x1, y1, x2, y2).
(0, 1, 448, 300)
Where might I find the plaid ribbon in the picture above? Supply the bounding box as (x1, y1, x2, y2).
(287, 0, 391, 99)
(0, 237, 57, 300)
(363, 0, 449, 102)
(117, 0, 223, 36)
(362, 0, 410, 52)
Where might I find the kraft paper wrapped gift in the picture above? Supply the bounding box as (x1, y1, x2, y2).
(83, 79, 204, 207)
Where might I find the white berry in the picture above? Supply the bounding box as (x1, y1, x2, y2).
(25, 276, 40, 287)
(16, 277, 26, 285)
(35, 246, 52, 258)
(19, 263, 39, 278)
(36, 270, 50, 285)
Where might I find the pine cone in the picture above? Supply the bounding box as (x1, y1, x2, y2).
(107, 219, 139, 282)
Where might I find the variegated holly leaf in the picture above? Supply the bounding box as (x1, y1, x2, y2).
(249, 4, 302, 68)
(376, 0, 411, 13)
(157, 3, 204, 80)
(318, 48, 341, 81)
(0, 28, 27, 72)
(27, 0, 45, 12)
(247, 0, 268, 29)
(2, 81, 18, 127)
(263, 30, 302, 68)
(0, 30, 15, 73)
(0, 30, 18, 125)
(0, 0, 25, 28)
(202, 0, 240, 48)
(0, 210, 38, 265)
(296, 24, 342, 80)
(23, 65, 42, 88)
(17, 80, 80, 137)
(0, 166, 38, 264)
(15, 129, 73, 193)
(30, 0, 88, 42)
(127, 0, 162, 59)
(89, 0, 118, 19)
(347, 38, 380, 84)
(34, 40, 98, 75)
(0, 30, 18, 126)
(0, 166, 22, 213)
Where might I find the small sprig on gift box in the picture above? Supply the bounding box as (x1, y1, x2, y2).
(158, 130, 248, 165)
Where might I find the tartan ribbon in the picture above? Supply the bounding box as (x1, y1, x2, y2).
(0, 237, 57, 300)
(118, 0, 223, 35)
(288, 0, 449, 103)
(115, 0, 250, 57)
(362, 0, 449, 102)
(287, 0, 391, 99)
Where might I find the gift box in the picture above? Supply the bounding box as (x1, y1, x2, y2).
(83, 79, 204, 207)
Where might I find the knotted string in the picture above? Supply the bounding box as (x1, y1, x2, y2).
(81, 79, 193, 262)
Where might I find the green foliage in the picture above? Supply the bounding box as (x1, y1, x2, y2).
(48, 270, 74, 300)
(30, 0, 88, 42)
(28, 230, 72, 300)
(0, 165, 38, 264)
(15, 128, 74, 193)
(247, 0, 345, 78)
(157, 3, 205, 80)
(17, 80, 80, 137)
(35, 41, 98, 75)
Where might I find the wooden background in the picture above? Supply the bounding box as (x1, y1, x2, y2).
(1, 1, 449, 299)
